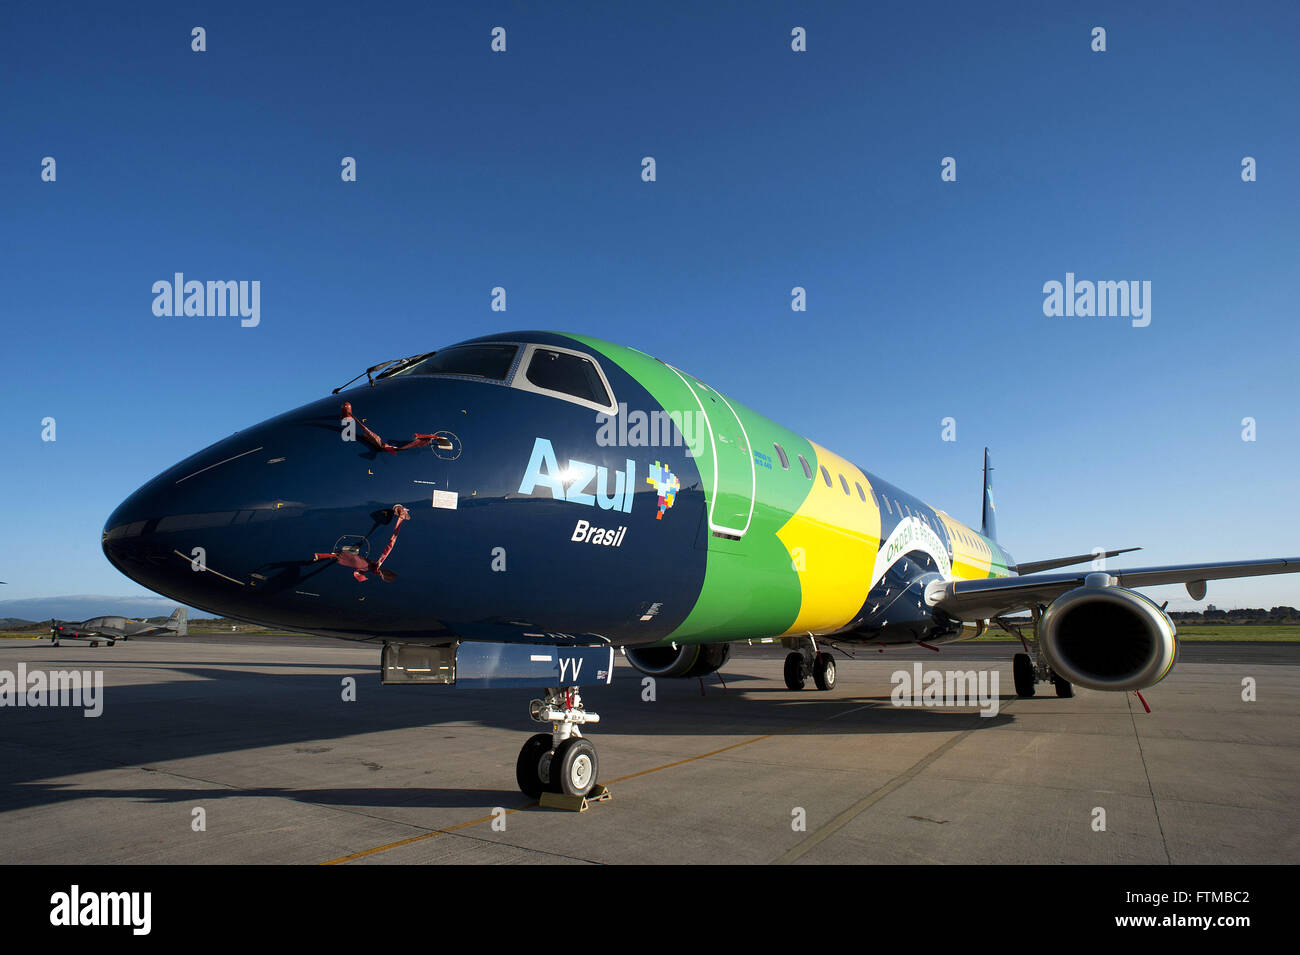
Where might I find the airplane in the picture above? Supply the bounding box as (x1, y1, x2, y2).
(101, 331, 1300, 800)
(50, 608, 188, 647)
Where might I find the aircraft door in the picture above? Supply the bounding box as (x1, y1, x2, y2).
(676, 371, 755, 539)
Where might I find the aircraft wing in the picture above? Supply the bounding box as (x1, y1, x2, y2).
(1014, 547, 1141, 575)
(52, 624, 107, 639)
(930, 557, 1300, 620)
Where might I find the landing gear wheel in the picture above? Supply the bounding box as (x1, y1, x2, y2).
(1013, 653, 1036, 697)
(515, 732, 554, 799)
(813, 652, 836, 691)
(107, 640, 115, 647)
(1052, 672, 1074, 698)
(784, 652, 807, 690)
(551, 737, 598, 797)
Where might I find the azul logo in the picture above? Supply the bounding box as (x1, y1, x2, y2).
(646, 461, 680, 519)
(519, 437, 636, 512)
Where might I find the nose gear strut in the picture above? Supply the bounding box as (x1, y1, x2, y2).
(516, 687, 602, 799)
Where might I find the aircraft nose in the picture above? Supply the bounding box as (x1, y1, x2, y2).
(101, 388, 440, 631)
(100, 405, 343, 617)
(102, 445, 305, 612)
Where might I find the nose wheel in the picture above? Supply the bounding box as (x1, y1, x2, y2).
(552, 737, 598, 796)
(516, 687, 602, 799)
(515, 733, 555, 798)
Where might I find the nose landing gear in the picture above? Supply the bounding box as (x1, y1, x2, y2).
(515, 687, 602, 799)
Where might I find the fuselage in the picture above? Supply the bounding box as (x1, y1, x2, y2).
(102, 332, 1015, 648)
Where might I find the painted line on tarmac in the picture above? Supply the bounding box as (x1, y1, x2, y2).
(319, 699, 881, 864)
(773, 701, 1016, 865)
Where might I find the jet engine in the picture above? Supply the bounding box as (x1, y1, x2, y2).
(1039, 579, 1178, 691)
(625, 642, 732, 678)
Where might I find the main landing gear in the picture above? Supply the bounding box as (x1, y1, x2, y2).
(782, 635, 837, 691)
(515, 687, 601, 799)
(1003, 608, 1073, 698)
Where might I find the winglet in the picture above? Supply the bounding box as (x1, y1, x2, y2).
(1015, 547, 1142, 575)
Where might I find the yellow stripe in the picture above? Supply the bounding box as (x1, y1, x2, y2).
(936, 511, 993, 580)
(775, 442, 881, 635)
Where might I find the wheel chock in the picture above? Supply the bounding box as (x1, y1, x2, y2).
(538, 784, 611, 812)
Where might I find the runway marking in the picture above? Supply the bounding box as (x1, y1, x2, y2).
(773, 702, 1016, 865)
(598, 705, 868, 787)
(319, 699, 880, 865)
(320, 806, 538, 865)
(1127, 691, 1172, 864)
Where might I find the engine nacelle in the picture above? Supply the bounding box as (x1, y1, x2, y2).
(625, 642, 732, 679)
(1039, 582, 1178, 691)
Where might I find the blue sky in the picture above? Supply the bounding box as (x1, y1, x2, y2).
(2, 1, 1297, 613)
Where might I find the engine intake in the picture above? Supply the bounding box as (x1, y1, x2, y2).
(625, 642, 731, 679)
(1039, 584, 1178, 691)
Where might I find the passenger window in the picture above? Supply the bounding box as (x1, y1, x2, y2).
(839, 474, 850, 495)
(820, 465, 832, 487)
(773, 443, 790, 470)
(525, 349, 610, 407)
(855, 482, 866, 502)
(798, 455, 813, 480)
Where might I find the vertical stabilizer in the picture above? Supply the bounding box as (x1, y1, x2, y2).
(981, 448, 997, 542)
(169, 607, 188, 635)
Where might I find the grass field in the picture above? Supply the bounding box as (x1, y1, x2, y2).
(966, 624, 1300, 643)
(3, 625, 1299, 642)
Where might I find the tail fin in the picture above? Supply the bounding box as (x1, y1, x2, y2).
(169, 607, 188, 635)
(981, 448, 997, 542)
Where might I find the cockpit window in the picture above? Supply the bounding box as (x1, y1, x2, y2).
(384, 344, 519, 381)
(524, 348, 611, 407)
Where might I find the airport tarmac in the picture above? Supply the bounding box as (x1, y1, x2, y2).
(0, 637, 1296, 865)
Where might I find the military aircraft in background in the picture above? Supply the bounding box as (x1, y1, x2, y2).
(50, 608, 187, 647)
(101, 332, 1300, 799)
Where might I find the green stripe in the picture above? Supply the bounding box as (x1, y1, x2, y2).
(571, 335, 814, 644)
